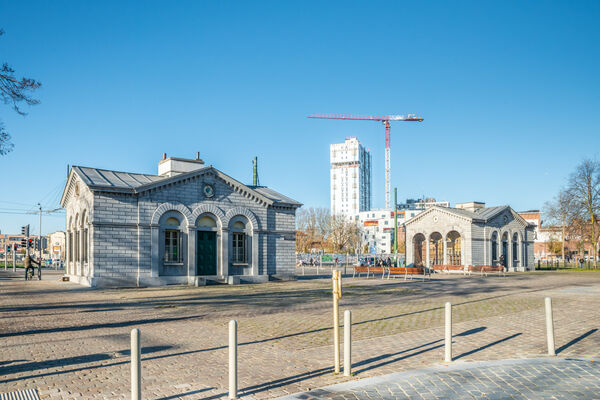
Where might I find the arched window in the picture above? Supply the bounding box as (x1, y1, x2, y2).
(81, 211, 88, 264)
(67, 217, 73, 263)
(164, 216, 182, 263)
(74, 214, 80, 263)
(491, 231, 498, 262)
(232, 220, 247, 263)
(198, 216, 217, 228)
(512, 233, 519, 265)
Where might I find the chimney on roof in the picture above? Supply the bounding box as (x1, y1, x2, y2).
(158, 155, 205, 177)
(456, 201, 485, 212)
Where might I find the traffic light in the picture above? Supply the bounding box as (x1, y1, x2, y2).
(13, 244, 17, 252)
(6, 245, 10, 253)
(28, 239, 33, 249)
(21, 224, 30, 237)
(21, 238, 27, 247)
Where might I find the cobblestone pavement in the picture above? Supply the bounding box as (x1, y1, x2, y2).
(278, 357, 600, 399)
(1, 270, 599, 399)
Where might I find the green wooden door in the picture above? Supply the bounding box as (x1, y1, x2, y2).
(197, 231, 217, 275)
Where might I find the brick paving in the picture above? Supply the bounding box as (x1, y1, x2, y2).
(278, 357, 600, 399)
(0, 270, 599, 399)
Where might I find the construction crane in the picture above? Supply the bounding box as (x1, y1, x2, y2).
(307, 113, 424, 209)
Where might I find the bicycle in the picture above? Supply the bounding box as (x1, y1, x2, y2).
(24, 266, 41, 280)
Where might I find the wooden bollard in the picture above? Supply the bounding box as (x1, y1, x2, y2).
(332, 270, 342, 373)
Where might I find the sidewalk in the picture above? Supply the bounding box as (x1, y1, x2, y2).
(278, 356, 600, 399)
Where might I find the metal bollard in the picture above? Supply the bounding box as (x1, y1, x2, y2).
(444, 302, 452, 362)
(545, 297, 556, 356)
(229, 320, 238, 399)
(131, 328, 141, 400)
(344, 310, 352, 376)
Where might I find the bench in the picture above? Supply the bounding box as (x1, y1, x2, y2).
(432, 264, 465, 274)
(386, 267, 431, 281)
(467, 265, 505, 277)
(352, 265, 386, 278)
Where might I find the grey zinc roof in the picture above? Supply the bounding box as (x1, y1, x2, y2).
(426, 205, 510, 222)
(251, 186, 303, 206)
(71, 165, 302, 207)
(73, 166, 164, 190)
(474, 205, 509, 220)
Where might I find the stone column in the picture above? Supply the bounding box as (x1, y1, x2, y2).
(221, 228, 229, 277)
(150, 226, 159, 277)
(187, 226, 196, 277)
(443, 235, 448, 265)
(252, 231, 259, 276)
(425, 235, 430, 268)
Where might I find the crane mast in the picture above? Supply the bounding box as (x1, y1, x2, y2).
(308, 113, 423, 210)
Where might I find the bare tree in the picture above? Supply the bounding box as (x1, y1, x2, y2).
(328, 215, 361, 253)
(0, 29, 41, 155)
(295, 207, 330, 252)
(544, 189, 575, 262)
(566, 159, 600, 268)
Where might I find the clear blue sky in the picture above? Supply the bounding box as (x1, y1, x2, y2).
(1, 0, 599, 235)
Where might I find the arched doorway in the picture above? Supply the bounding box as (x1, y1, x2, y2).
(491, 231, 498, 264)
(501, 232, 509, 268)
(197, 214, 218, 275)
(413, 233, 426, 267)
(429, 232, 443, 266)
(512, 232, 519, 269)
(446, 231, 462, 265)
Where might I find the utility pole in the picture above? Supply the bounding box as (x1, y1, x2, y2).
(38, 203, 42, 263)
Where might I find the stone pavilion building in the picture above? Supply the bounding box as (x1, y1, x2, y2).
(405, 202, 536, 271)
(60, 155, 301, 287)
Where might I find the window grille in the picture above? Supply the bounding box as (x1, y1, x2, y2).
(232, 232, 246, 263)
(164, 230, 181, 262)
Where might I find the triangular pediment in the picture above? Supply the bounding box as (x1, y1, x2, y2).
(60, 169, 88, 208)
(406, 206, 479, 226)
(136, 166, 275, 207)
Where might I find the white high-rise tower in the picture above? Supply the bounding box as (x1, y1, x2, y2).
(330, 137, 372, 215)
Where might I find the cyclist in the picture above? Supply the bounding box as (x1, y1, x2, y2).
(24, 254, 40, 280)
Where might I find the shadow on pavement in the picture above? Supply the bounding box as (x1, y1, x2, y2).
(351, 327, 485, 375)
(0, 315, 204, 339)
(454, 332, 522, 360)
(556, 329, 598, 354)
(157, 387, 214, 400)
(0, 345, 173, 376)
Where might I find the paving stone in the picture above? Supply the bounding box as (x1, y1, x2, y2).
(1, 271, 600, 399)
